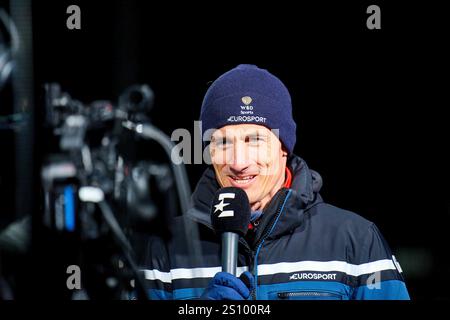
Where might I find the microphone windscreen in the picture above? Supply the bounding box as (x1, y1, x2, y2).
(210, 187, 251, 237)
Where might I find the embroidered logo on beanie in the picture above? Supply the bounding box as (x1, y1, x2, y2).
(241, 96, 252, 105)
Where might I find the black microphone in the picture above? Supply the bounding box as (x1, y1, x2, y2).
(211, 187, 251, 276)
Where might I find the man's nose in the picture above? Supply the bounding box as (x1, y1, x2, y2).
(229, 141, 250, 172)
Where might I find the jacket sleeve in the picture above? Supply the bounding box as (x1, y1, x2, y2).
(134, 234, 173, 300)
(352, 223, 410, 300)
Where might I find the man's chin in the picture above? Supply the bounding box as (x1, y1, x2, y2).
(245, 191, 263, 210)
(250, 201, 263, 211)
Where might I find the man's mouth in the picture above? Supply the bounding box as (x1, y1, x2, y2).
(228, 175, 257, 187)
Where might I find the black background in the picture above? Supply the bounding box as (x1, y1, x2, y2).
(0, 0, 447, 300)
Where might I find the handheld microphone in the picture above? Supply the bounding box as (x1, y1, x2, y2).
(211, 187, 251, 276)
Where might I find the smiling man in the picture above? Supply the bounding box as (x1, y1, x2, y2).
(140, 64, 410, 300)
(209, 124, 288, 212)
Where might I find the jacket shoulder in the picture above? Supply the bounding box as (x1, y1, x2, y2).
(310, 202, 374, 231)
(306, 202, 391, 264)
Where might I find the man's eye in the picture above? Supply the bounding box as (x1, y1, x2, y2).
(215, 138, 230, 147)
(247, 136, 264, 144)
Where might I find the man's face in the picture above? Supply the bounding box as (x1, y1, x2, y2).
(210, 124, 288, 210)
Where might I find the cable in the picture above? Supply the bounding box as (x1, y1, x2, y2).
(122, 120, 204, 267)
(98, 200, 149, 300)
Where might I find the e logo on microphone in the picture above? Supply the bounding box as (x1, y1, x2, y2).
(214, 193, 235, 217)
(211, 187, 250, 237)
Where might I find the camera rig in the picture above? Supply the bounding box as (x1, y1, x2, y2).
(37, 83, 196, 299)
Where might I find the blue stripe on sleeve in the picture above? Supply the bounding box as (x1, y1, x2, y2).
(172, 287, 205, 300)
(352, 279, 410, 300)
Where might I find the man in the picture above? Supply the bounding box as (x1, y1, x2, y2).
(140, 64, 410, 300)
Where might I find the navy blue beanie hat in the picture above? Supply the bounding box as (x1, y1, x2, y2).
(200, 64, 296, 154)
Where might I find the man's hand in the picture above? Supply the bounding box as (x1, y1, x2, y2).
(200, 271, 254, 300)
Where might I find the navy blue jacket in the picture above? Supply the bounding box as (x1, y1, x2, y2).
(140, 155, 410, 300)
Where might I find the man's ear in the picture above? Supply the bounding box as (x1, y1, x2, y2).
(281, 146, 288, 157)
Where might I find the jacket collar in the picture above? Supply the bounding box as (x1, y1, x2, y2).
(186, 155, 323, 242)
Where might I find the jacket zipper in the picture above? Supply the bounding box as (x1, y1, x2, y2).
(251, 190, 291, 300)
(253, 190, 289, 250)
(278, 291, 341, 299)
